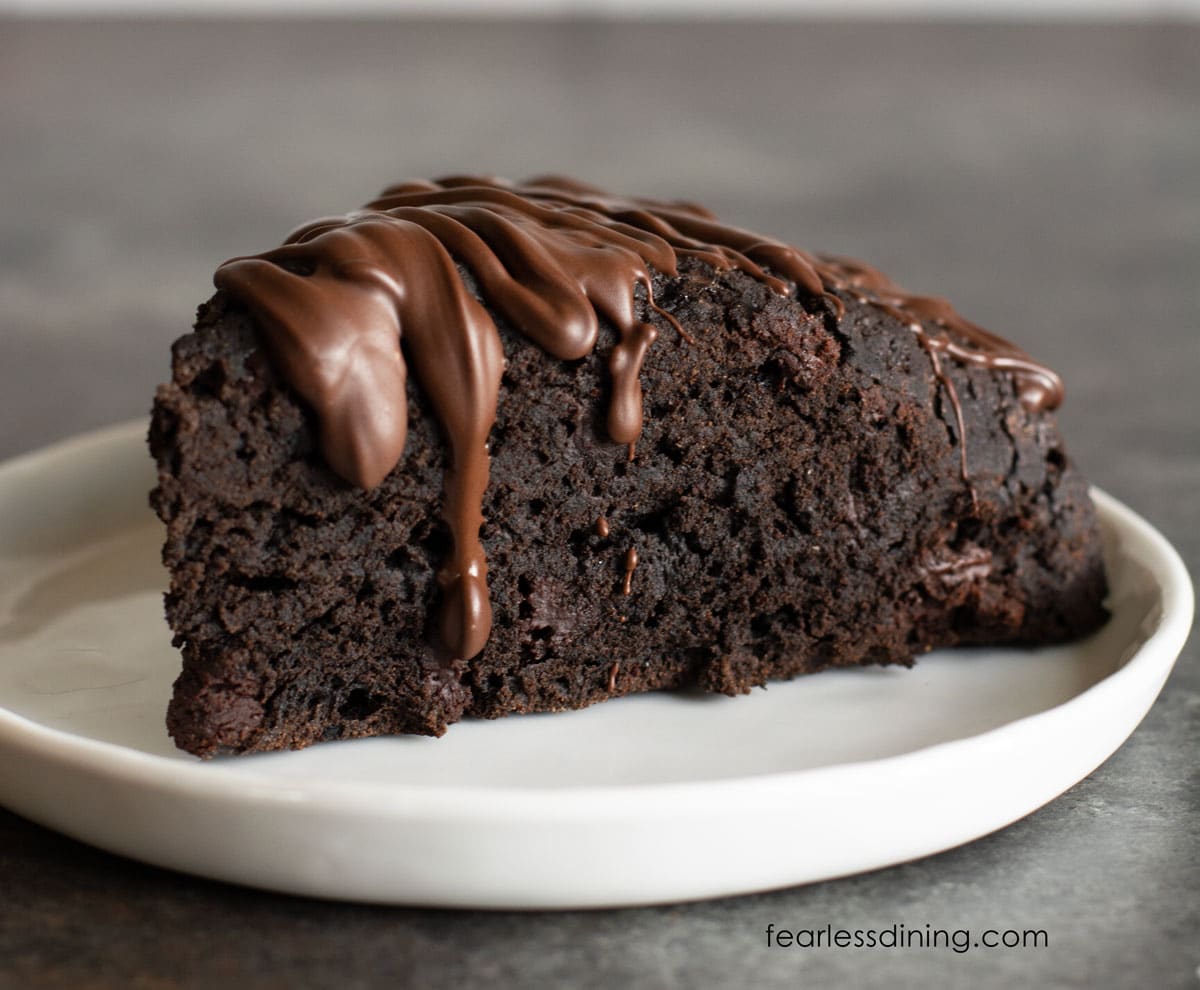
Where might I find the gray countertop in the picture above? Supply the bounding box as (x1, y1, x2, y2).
(1, 17, 1197, 990)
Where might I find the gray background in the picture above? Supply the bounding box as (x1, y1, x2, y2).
(1, 18, 1197, 989)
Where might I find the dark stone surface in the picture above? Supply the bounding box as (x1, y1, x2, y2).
(0, 17, 1196, 989)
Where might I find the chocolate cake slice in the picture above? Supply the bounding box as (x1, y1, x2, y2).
(149, 175, 1107, 757)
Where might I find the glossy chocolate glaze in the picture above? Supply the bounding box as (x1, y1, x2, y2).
(622, 547, 639, 597)
(213, 175, 1063, 661)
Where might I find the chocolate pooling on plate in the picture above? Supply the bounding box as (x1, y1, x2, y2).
(213, 175, 1063, 661)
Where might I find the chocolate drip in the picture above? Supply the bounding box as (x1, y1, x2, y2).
(622, 547, 639, 596)
(819, 255, 1062, 491)
(213, 175, 1063, 661)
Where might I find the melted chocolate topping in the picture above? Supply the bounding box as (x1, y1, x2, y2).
(213, 175, 1063, 661)
(622, 547, 639, 596)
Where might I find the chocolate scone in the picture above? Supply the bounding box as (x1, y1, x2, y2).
(149, 176, 1107, 757)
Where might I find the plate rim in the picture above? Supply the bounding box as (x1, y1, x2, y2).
(0, 420, 1192, 820)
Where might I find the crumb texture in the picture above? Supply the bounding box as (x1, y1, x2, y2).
(150, 261, 1107, 756)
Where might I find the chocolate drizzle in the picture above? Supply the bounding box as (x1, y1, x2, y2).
(817, 255, 1064, 492)
(622, 547, 639, 596)
(213, 175, 1063, 661)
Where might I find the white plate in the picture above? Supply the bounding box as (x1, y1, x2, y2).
(0, 422, 1191, 909)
